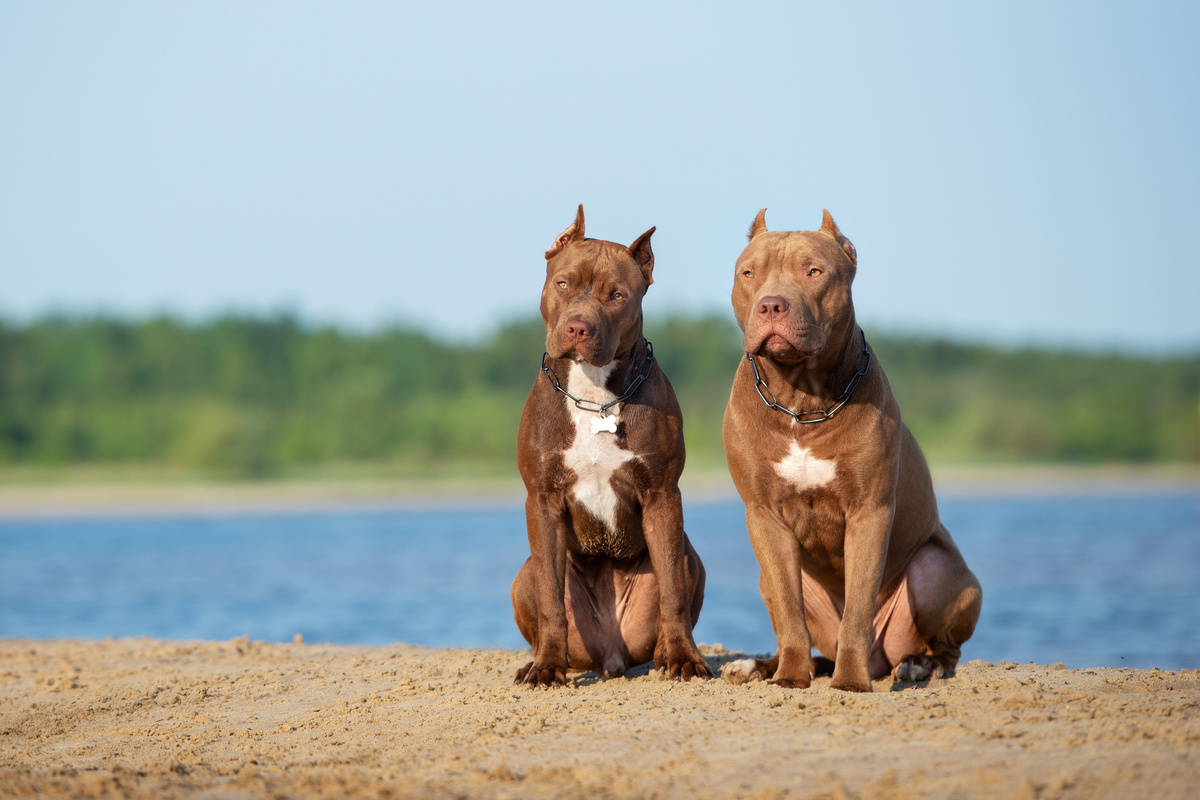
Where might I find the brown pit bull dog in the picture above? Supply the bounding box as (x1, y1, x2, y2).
(721, 209, 982, 692)
(510, 205, 710, 686)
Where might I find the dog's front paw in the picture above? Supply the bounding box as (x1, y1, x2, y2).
(830, 678, 872, 693)
(514, 660, 566, 687)
(830, 660, 873, 693)
(767, 676, 812, 690)
(766, 663, 813, 689)
(656, 640, 712, 681)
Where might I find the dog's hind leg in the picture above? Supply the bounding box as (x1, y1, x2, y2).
(882, 533, 982, 681)
(564, 550, 696, 679)
(510, 557, 546, 683)
(608, 534, 707, 678)
(559, 555, 632, 677)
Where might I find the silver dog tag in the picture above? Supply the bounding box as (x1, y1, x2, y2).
(590, 414, 618, 434)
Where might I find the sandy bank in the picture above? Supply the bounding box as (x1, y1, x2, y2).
(1, 638, 1196, 799)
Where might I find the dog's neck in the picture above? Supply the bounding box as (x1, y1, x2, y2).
(606, 333, 649, 392)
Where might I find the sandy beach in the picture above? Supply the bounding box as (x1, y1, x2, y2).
(1, 637, 1197, 799)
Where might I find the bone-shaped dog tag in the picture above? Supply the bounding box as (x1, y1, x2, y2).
(590, 414, 618, 434)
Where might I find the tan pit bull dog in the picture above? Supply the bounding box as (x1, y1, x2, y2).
(510, 205, 710, 686)
(721, 209, 982, 692)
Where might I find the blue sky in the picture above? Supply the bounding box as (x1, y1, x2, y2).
(2, 2, 1197, 352)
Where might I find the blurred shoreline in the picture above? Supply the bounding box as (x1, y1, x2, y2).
(0, 463, 1196, 520)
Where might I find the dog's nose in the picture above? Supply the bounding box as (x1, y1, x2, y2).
(757, 295, 790, 319)
(564, 318, 594, 340)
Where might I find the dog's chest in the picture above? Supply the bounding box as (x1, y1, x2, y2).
(774, 440, 837, 492)
(561, 361, 638, 537)
(773, 439, 847, 568)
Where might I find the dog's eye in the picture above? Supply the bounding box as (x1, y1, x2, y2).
(742, 269, 753, 278)
(612, 292, 624, 301)
(556, 280, 567, 289)
(807, 268, 822, 277)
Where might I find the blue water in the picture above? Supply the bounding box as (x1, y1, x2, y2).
(1, 492, 1198, 670)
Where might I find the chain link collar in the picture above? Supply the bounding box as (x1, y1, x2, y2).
(746, 330, 871, 424)
(541, 340, 655, 417)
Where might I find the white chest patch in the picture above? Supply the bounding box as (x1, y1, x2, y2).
(561, 360, 638, 533)
(774, 441, 837, 492)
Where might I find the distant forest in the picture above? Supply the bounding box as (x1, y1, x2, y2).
(0, 314, 1197, 478)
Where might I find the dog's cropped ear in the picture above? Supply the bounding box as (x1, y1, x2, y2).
(545, 204, 587, 260)
(748, 208, 768, 242)
(820, 209, 857, 265)
(627, 226, 656, 285)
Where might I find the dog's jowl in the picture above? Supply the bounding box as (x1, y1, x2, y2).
(510, 205, 709, 686)
(721, 209, 982, 692)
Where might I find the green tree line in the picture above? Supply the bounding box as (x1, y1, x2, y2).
(0, 314, 1196, 478)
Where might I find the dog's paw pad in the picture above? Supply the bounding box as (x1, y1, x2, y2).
(722, 659, 763, 685)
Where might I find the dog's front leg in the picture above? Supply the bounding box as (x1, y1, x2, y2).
(746, 504, 815, 688)
(643, 488, 710, 680)
(518, 493, 570, 686)
(832, 505, 893, 692)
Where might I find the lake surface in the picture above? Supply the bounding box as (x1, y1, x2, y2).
(1, 491, 1198, 670)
